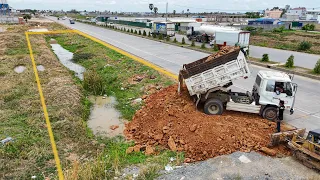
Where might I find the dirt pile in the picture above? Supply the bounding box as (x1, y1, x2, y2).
(205, 46, 240, 62)
(125, 85, 290, 162)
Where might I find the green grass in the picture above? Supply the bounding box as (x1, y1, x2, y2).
(50, 34, 174, 120)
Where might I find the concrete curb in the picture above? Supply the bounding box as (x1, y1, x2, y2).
(249, 60, 320, 81)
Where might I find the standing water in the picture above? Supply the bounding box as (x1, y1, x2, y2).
(50, 40, 85, 80)
(88, 96, 126, 137)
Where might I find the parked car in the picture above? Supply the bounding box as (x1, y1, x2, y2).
(69, 19, 75, 24)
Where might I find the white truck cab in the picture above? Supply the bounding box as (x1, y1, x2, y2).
(252, 71, 297, 119)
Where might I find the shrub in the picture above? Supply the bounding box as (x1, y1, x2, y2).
(201, 42, 206, 49)
(127, 29, 130, 33)
(72, 53, 94, 63)
(143, 30, 147, 36)
(138, 30, 141, 35)
(123, 28, 126, 32)
(173, 38, 177, 43)
(261, 54, 269, 62)
(152, 33, 156, 38)
(182, 37, 185, 44)
(148, 32, 151, 37)
(134, 30, 137, 34)
(158, 34, 163, 40)
(191, 40, 195, 46)
(166, 36, 170, 41)
(285, 55, 294, 68)
(83, 69, 105, 95)
(302, 24, 315, 31)
(298, 41, 312, 51)
(272, 26, 285, 33)
(130, 29, 133, 33)
(314, 59, 320, 74)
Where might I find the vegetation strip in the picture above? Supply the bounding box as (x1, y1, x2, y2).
(25, 32, 64, 180)
(73, 29, 178, 80)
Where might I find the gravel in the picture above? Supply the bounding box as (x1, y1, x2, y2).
(157, 151, 319, 180)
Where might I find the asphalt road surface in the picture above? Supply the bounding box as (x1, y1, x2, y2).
(104, 23, 320, 69)
(49, 17, 320, 132)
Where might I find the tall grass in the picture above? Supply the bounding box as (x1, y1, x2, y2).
(83, 69, 105, 95)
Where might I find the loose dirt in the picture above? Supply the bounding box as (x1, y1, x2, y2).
(125, 85, 291, 162)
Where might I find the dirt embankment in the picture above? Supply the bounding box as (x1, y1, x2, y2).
(125, 85, 290, 162)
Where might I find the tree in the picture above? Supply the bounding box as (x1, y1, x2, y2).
(261, 54, 269, 62)
(154, 7, 158, 17)
(201, 42, 206, 49)
(182, 37, 186, 44)
(191, 40, 195, 46)
(158, 34, 163, 40)
(138, 30, 141, 35)
(131, 29, 133, 33)
(143, 30, 147, 36)
(148, 32, 151, 37)
(23, 14, 31, 22)
(173, 38, 177, 43)
(314, 59, 320, 74)
(285, 55, 294, 68)
(134, 30, 138, 34)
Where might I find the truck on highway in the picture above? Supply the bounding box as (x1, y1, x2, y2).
(151, 21, 175, 37)
(186, 24, 249, 48)
(178, 47, 297, 120)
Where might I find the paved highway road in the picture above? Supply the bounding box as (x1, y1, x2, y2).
(49, 17, 320, 131)
(104, 24, 320, 69)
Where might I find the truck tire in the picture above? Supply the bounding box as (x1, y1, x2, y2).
(204, 99, 224, 115)
(262, 106, 278, 121)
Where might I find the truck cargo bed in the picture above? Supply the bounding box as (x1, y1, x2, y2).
(180, 49, 240, 79)
(180, 48, 250, 96)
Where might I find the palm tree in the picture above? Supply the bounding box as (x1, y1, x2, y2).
(154, 7, 158, 17)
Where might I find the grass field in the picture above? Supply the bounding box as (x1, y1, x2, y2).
(250, 30, 320, 55)
(0, 23, 182, 179)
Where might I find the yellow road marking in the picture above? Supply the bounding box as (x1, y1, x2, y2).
(73, 29, 178, 80)
(25, 32, 64, 180)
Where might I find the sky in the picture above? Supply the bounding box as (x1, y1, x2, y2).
(6, 0, 320, 13)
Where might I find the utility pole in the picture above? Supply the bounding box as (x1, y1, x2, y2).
(166, 2, 168, 22)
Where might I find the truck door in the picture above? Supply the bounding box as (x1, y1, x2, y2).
(265, 80, 294, 110)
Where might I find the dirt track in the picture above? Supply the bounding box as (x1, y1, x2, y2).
(125, 85, 291, 162)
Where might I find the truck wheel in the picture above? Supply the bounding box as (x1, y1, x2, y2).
(204, 99, 224, 115)
(262, 107, 278, 121)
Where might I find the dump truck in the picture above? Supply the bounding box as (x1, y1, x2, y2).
(151, 21, 175, 37)
(178, 47, 297, 120)
(270, 128, 320, 170)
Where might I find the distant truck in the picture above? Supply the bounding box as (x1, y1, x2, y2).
(179, 47, 297, 120)
(151, 21, 175, 37)
(209, 30, 250, 48)
(187, 24, 250, 48)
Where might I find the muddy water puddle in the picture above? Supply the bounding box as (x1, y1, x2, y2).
(88, 96, 126, 137)
(50, 40, 85, 80)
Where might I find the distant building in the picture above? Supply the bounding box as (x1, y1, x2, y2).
(248, 18, 282, 25)
(307, 9, 320, 23)
(264, 9, 282, 19)
(286, 7, 306, 20)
